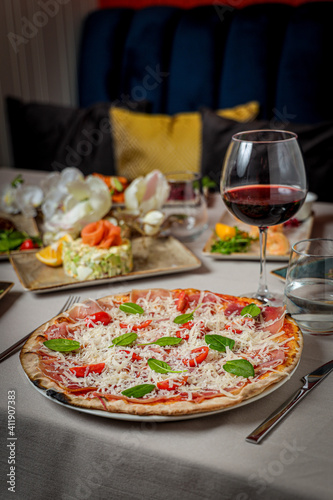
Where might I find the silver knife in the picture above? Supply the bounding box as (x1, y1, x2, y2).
(246, 359, 333, 444)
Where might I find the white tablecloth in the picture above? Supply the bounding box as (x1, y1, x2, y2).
(1, 168, 332, 500)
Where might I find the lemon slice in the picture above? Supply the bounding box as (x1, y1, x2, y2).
(36, 234, 73, 267)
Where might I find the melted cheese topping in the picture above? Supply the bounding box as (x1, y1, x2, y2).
(40, 292, 298, 402)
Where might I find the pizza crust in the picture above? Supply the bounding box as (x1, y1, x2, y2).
(20, 290, 303, 417)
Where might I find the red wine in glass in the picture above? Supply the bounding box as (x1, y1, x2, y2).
(220, 130, 307, 304)
(223, 184, 305, 226)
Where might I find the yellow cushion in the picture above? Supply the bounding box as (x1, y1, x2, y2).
(110, 101, 259, 180)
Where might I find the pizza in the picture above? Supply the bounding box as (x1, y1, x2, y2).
(20, 288, 302, 416)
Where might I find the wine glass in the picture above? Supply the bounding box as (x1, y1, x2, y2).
(220, 130, 307, 304)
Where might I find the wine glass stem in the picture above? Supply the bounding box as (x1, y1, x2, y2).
(257, 226, 269, 300)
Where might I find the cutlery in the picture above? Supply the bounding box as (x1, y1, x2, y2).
(0, 295, 81, 363)
(246, 359, 333, 444)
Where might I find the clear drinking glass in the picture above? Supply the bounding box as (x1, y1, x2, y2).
(163, 172, 208, 241)
(220, 130, 307, 304)
(284, 238, 333, 334)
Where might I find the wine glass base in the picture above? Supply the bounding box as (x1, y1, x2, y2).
(242, 291, 285, 307)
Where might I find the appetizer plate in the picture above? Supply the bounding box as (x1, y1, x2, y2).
(0, 211, 40, 260)
(0, 281, 14, 300)
(10, 236, 201, 293)
(22, 361, 299, 422)
(203, 212, 314, 261)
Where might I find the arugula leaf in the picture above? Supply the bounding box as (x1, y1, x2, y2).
(110, 332, 138, 347)
(211, 227, 255, 255)
(223, 359, 255, 378)
(43, 339, 80, 352)
(205, 334, 235, 352)
(121, 384, 156, 398)
(139, 337, 182, 347)
(0, 229, 41, 252)
(241, 303, 261, 318)
(119, 302, 144, 315)
(147, 358, 186, 374)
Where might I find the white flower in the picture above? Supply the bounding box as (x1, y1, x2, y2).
(16, 185, 44, 217)
(0, 184, 20, 214)
(124, 170, 170, 215)
(142, 210, 165, 235)
(42, 169, 111, 244)
(40, 168, 84, 220)
(0, 177, 43, 217)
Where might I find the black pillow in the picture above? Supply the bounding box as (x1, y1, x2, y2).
(6, 97, 151, 176)
(200, 107, 333, 202)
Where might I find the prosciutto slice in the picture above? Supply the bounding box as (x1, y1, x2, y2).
(67, 300, 103, 321)
(130, 289, 172, 303)
(45, 322, 73, 339)
(260, 306, 286, 334)
(255, 349, 286, 375)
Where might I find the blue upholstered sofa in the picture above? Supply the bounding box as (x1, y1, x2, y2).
(7, 2, 333, 201)
(79, 2, 333, 123)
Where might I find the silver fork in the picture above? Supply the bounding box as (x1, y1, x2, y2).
(0, 295, 81, 363)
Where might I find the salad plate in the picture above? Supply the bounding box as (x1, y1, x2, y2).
(0, 211, 40, 260)
(202, 211, 314, 261)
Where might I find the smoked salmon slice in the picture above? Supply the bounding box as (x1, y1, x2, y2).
(81, 220, 122, 248)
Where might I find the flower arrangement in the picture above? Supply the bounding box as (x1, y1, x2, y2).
(1, 168, 171, 244)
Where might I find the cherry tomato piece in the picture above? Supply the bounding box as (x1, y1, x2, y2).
(20, 239, 34, 250)
(225, 324, 242, 335)
(131, 352, 143, 361)
(180, 321, 194, 329)
(119, 320, 152, 330)
(157, 376, 188, 391)
(119, 350, 142, 362)
(182, 346, 209, 367)
(176, 331, 190, 340)
(176, 291, 189, 312)
(69, 363, 105, 377)
(131, 320, 152, 331)
(85, 311, 111, 327)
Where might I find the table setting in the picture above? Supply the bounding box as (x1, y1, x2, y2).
(0, 136, 332, 500)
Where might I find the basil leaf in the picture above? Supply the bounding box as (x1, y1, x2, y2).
(43, 339, 80, 352)
(140, 337, 182, 347)
(223, 359, 255, 378)
(205, 334, 235, 352)
(241, 303, 261, 318)
(173, 312, 194, 324)
(147, 358, 186, 374)
(111, 332, 138, 347)
(119, 302, 144, 315)
(121, 383, 156, 398)
(174, 302, 202, 324)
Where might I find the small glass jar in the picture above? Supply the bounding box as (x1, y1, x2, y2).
(163, 172, 208, 241)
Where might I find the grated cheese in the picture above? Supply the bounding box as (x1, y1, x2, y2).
(40, 291, 297, 401)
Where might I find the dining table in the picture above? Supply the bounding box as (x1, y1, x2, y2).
(0, 167, 332, 500)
